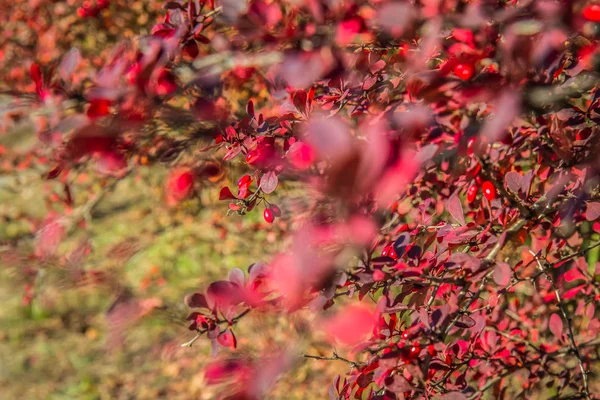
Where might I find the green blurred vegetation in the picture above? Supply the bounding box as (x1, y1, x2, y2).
(0, 165, 342, 399)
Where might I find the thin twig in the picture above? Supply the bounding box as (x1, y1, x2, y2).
(529, 250, 591, 400)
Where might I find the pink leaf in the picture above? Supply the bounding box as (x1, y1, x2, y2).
(505, 171, 523, 193)
(59, 48, 81, 81)
(493, 262, 511, 286)
(306, 117, 354, 164)
(549, 313, 563, 338)
(223, 144, 242, 161)
(446, 194, 465, 226)
(481, 91, 520, 144)
(35, 216, 66, 259)
(287, 141, 315, 170)
(322, 305, 376, 346)
(384, 375, 414, 393)
(260, 171, 278, 194)
(586, 202, 600, 221)
(377, 2, 416, 37)
(217, 329, 237, 349)
(228, 268, 246, 287)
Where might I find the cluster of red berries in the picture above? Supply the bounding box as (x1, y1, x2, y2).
(263, 204, 281, 224)
(381, 242, 398, 259)
(76, 0, 110, 18)
(220, 175, 281, 224)
(466, 179, 496, 203)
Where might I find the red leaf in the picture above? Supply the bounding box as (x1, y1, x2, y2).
(204, 359, 248, 385)
(219, 187, 237, 200)
(563, 285, 584, 299)
(246, 100, 255, 118)
(30, 62, 42, 84)
(563, 269, 585, 282)
(184, 293, 209, 309)
(206, 281, 242, 310)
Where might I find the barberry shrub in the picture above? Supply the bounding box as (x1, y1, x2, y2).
(3, 0, 600, 399)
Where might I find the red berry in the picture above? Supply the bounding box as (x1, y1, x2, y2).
(482, 181, 496, 201)
(246, 149, 260, 165)
(467, 184, 478, 203)
(454, 63, 474, 80)
(427, 344, 436, 356)
(165, 168, 195, 205)
(270, 204, 281, 216)
(263, 207, 275, 223)
(155, 70, 177, 96)
(237, 175, 252, 188)
(388, 247, 398, 260)
(409, 344, 420, 358)
(87, 99, 111, 118)
(583, 4, 600, 22)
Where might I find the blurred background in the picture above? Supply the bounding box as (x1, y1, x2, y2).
(0, 0, 342, 398)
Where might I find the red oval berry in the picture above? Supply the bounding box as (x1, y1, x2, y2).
(467, 184, 478, 203)
(454, 63, 474, 80)
(409, 344, 420, 358)
(482, 181, 496, 201)
(427, 344, 436, 356)
(388, 247, 398, 260)
(270, 204, 281, 216)
(237, 175, 252, 188)
(583, 4, 600, 22)
(263, 208, 275, 223)
(246, 150, 260, 165)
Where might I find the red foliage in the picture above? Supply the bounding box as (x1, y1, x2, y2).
(4, 0, 600, 398)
